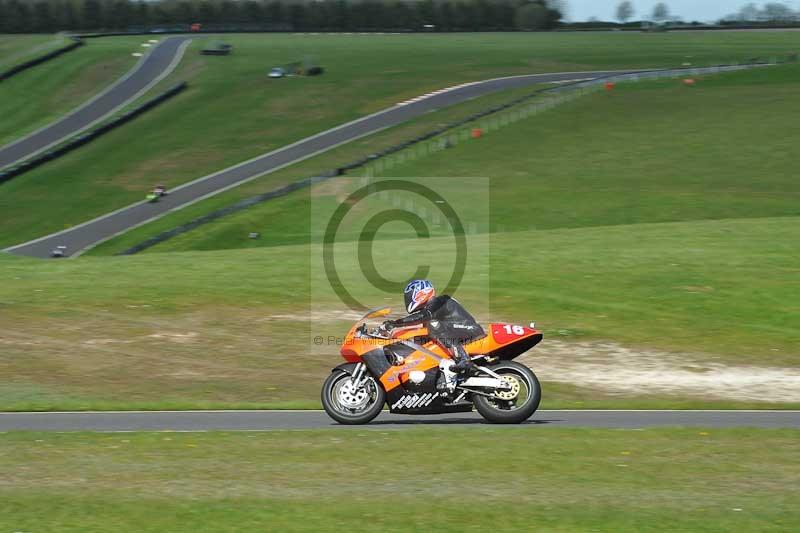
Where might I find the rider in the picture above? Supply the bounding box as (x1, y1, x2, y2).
(382, 279, 485, 374)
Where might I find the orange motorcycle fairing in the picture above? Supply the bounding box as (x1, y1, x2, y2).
(378, 340, 449, 392)
(339, 324, 430, 363)
(340, 330, 393, 363)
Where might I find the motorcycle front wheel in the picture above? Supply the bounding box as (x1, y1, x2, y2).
(321, 370, 385, 425)
(473, 361, 541, 424)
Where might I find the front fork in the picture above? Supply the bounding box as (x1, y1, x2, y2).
(349, 362, 367, 389)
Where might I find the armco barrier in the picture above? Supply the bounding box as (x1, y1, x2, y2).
(0, 82, 187, 185)
(0, 39, 84, 83)
(115, 63, 766, 255)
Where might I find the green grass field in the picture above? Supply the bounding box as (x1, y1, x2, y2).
(80, 67, 799, 395)
(3, 31, 800, 248)
(2, 428, 798, 531)
(0, 36, 145, 147)
(0, 33, 67, 69)
(2, 33, 799, 411)
(2, 216, 798, 410)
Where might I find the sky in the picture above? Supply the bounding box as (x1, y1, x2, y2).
(563, 0, 799, 23)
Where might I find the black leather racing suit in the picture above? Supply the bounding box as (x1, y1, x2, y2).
(385, 295, 485, 369)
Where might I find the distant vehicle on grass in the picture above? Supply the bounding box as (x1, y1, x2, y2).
(201, 43, 232, 56)
(271, 61, 324, 78)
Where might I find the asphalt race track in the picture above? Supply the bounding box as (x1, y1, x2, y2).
(0, 36, 192, 169)
(1, 410, 798, 432)
(5, 67, 643, 258)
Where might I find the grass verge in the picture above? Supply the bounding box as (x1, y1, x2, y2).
(0, 33, 67, 69)
(1, 428, 798, 531)
(2, 217, 798, 410)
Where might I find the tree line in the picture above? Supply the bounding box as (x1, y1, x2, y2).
(721, 2, 800, 24)
(0, 0, 564, 34)
(612, 1, 800, 25)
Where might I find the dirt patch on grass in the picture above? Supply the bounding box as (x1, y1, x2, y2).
(3, 306, 798, 407)
(146, 331, 199, 343)
(520, 339, 800, 403)
(265, 310, 363, 322)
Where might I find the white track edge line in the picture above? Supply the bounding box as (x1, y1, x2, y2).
(0, 41, 156, 154)
(0, 37, 191, 169)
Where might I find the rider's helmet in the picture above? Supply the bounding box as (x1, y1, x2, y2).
(404, 279, 435, 313)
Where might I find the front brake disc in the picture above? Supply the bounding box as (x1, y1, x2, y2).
(338, 380, 369, 408)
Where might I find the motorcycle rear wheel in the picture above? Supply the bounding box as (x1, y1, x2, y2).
(321, 370, 385, 425)
(473, 361, 541, 424)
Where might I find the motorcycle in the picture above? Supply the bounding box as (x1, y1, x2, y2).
(321, 307, 543, 425)
(146, 186, 168, 203)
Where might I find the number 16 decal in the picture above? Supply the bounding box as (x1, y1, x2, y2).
(503, 324, 526, 335)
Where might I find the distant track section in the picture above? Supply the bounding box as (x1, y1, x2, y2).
(5, 68, 642, 258)
(4, 63, 765, 259)
(0, 82, 188, 185)
(0, 35, 192, 169)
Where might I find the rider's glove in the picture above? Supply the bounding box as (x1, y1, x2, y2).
(379, 321, 394, 335)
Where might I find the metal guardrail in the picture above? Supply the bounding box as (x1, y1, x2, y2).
(0, 38, 84, 83)
(0, 82, 188, 185)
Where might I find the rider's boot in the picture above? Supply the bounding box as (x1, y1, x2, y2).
(450, 345, 475, 375)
